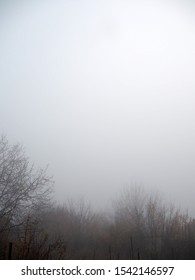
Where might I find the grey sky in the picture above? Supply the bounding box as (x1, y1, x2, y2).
(0, 0, 195, 215)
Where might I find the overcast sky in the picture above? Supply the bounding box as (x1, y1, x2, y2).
(0, 0, 195, 215)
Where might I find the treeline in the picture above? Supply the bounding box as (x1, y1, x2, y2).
(0, 136, 195, 259)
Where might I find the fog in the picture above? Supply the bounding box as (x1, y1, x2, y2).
(0, 0, 195, 215)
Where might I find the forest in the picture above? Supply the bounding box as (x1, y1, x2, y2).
(0, 135, 195, 260)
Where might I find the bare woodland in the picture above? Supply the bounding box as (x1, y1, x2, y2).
(0, 136, 195, 260)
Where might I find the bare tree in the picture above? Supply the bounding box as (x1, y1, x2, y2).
(0, 135, 53, 233)
(113, 185, 147, 259)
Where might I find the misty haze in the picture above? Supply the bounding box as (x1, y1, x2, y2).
(0, 0, 195, 259)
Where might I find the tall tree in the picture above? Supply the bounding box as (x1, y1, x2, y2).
(0, 135, 53, 233)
